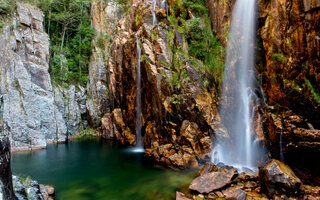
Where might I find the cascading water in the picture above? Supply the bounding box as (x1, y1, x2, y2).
(279, 128, 284, 162)
(213, 0, 265, 169)
(152, 0, 158, 26)
(132, 38, 144, 153)
(161, 0, 169, 17)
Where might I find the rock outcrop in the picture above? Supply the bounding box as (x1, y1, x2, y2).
(257, 0, 320, 175)
(189, 168, 238, 193)
(0, 137, 55, 200)
(12, 175, 55, 200)
(259, 160, 302, 196)
(178, 160, 320, 200)
(0, 2, 87, 151)
(86, 0, 123, 127)
(0, 137, 17, 200)
(93, 0, 226, 169)
(206, 0, 320, 174)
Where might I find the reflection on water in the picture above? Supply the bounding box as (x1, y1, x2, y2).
(12, 138, 195, 200)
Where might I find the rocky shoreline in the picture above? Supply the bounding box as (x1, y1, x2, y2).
(11, 175, 55, 200)
(176, 160, 320, 200)
(0, 137, 55, 200)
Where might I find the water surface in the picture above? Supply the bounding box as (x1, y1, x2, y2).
(11, 138, 195, 200)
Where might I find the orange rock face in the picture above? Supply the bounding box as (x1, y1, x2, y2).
(92, 0, 228, 169)
(206, 0, 320, 174)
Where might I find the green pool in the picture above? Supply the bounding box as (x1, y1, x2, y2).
(11, 138, 195, 200)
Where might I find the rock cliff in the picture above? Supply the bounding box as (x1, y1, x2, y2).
(206, 0, 320, 175)
(0, 2, 87, 151)
(92, 0, 228, 169)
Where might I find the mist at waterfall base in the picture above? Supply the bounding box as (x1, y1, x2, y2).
(12, 138, 195, 200)
(212, 0, 266, 170)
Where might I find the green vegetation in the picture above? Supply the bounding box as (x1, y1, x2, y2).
(0, 0, 14, 31)
(283, 78, 320, 104)
(167, 0, 225, 92)
(271, 53, 287, 64)
(20, 176, 32, 186)
(0, 1, 12, 12)
(75, 128, 96, 138)
(37, 0, 95, 86)
(304, 79, 320, 104)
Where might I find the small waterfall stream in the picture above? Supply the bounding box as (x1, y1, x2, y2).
(213, 0, 265, 169)
(133, 38, 144, 153)
(161, 0, 169, 17)
(152, 0, 158, 26)
(280, 128, 284, 162)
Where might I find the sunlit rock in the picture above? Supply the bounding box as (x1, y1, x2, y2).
(259, 160, 301, 196)
(189, 168, 238, 193)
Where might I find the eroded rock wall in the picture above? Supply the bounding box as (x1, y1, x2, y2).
(0, 2, 87, 151)
(93, 0, 227, 169)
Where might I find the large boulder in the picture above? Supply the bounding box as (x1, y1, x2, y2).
(189, 168, 238, 193)
(259, 160, 302, 196)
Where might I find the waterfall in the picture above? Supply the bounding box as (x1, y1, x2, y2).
(152, 0, 158, 26)
(213, 0, 265, 169)
(161, 0, 169, 17)
(133, 38, 144, 153)
(279, 128, 284, 162)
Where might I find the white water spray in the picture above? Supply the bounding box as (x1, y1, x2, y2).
(152, 0, 158, 26)
(133, 38, 144, 153)
(213, 0, 265, 169)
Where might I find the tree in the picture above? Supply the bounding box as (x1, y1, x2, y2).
(38, 0, 95, 86)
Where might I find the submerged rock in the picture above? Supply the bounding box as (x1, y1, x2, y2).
(189, 168, 238, 193)
(259, 160, 301, 196)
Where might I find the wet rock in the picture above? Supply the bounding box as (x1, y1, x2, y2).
(112, 109, 136, 145)
(0, 138, 17, 200)
(301, 185, 320, 199)
(176, 191, 192, 200)
(223, 188, 246, 200)
(169, 152, 198, 169)
(180, 120, 204, 157)
(24, 180, 42, 200)
(12, 176, 25, 196)
(100, 113, 115, 139)
(193, 194, 205, 200)
(237, 172, 258, 182)
(197, 161, 219, 177)
(259, 160, 301, 196)
(245, 192, 269, 200)
(189, 168, 238, 193)
(39, 184, 55, 200)
(244, 181, 258, 189)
